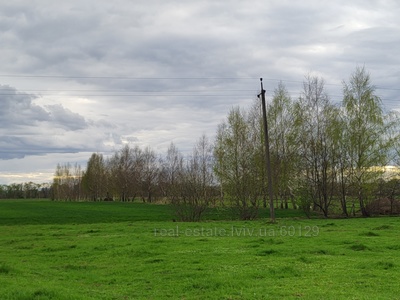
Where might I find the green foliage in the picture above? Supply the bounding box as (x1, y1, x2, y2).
(296, 184, 313, 218)
(214, 106, 263, 219)
(268, 83, 298, 209)
(342, 66, 391, 216)
(293, 75, 339, 217)
(213, 67, 400, 218)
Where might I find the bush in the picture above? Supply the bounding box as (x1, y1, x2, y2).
(366, 198, 400, 215)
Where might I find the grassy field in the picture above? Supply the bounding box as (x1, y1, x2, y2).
(0, 200, 399, 299)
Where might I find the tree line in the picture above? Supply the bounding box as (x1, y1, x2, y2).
(52, 136, 218, 221)
(51, 66, 400, 220)
(0, 182, 52, 199)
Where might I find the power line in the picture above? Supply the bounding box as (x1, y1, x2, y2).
(0, 93, 254, 98)
(1, 73, 398, 91)
(0, 88, 256, 92)
(0, 74, 258, 80)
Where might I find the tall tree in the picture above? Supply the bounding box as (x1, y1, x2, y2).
(214, 107, 263, 219)
(328, 107, 351, 216)
(294, 75, 337, 217)
(268, 82, 298, 209)
(342, 66, 388, 216)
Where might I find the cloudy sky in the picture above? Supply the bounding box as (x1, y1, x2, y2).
(0, 0, 399, 184)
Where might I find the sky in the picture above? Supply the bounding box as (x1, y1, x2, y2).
(0, 0, 399, 184)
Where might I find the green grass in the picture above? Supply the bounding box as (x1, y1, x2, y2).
(0, 199, 172, 225)
(0, 199, 307, 225)
(1, 200, 400, 299)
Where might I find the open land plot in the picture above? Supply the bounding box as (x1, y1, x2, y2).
(0, 200, 399, 299)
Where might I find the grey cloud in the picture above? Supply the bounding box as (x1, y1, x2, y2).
(0, 85, 88, 130)
(0, 85, 49, 127)
(46, 104, 88, 130)
(0, 0, 399, 180)
(0, 135, 83, 159)
(0, 85, 101, 160)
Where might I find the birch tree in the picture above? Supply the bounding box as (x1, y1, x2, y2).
(294, 75, 337, 217)
(268, 82, 298, 209)
(342, 66, 388, 216)
(214, 107, 263, 219)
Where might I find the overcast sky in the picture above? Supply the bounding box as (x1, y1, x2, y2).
(0, 0, 399, 184)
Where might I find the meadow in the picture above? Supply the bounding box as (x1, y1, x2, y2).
(0, 200, 399, 299)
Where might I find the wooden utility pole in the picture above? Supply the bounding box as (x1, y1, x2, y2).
(258, 78, 275, 223)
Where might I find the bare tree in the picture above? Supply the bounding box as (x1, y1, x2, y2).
(108, 145, 141, 201)
(161, 142, 184, 201)
(172, 135, 216, 221)
(140, 146, 159, 202)
(52, 163, 78, 201)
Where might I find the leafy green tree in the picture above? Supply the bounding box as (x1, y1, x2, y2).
(268, 82, 298, 209)
(214, 107, 263, 219)
(293, 75, 337, 217)
(328, 107, 351, 216)
(342, 66, 389, 216)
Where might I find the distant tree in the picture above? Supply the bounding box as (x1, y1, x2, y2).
(6, 183, 24, 199)
(52, 163, 64, 200)
(38, 182, 52, 199)
(108, 145, 143, 201)
(22, 182, 40, 199)
(161, 142, 184, 201)
(172, 135, 216, 221)
(72, 163, 83, 201)
(140, 146, 159, 203)
(52, 163, 70, 200)
(82, 153, 107, 201)
(0, 185, 5, 199)
(51, 162, 83, 201)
